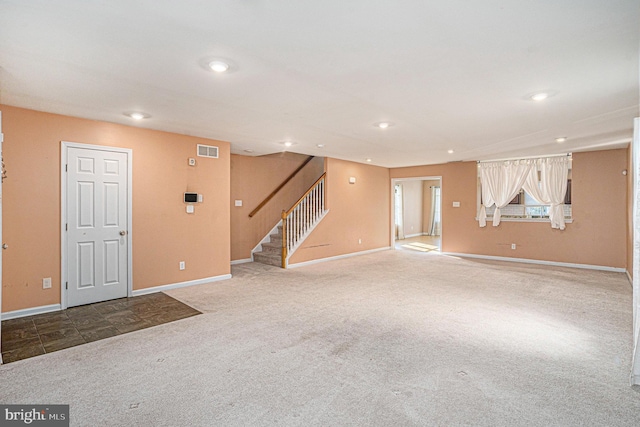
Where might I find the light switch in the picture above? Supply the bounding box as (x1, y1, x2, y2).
(234, 200, 243, 207)
(186, 205, 194, 214)
(452, 201, 461, 207)
(198, 194, 203, 203)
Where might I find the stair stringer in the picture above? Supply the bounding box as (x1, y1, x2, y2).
(283, 209, 329, 268)
(251, 220, 282, 262)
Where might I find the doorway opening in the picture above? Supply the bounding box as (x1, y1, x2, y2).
(392, 177, 442, 253)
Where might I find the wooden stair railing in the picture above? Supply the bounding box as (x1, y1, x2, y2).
(281, 173, 326, 268)
(248, 155, 315, 218)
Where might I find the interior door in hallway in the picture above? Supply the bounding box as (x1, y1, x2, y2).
(66, 146, 129, 307)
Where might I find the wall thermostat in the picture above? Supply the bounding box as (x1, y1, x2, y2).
(184, 192, 198, 203)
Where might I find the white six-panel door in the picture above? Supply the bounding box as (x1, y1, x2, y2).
(65, 145, 129, 307)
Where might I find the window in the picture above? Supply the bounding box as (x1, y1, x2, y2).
(478, 161, 572, 222)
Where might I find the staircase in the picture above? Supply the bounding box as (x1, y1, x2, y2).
(252, 225, 284, 267)
(252, 173, 327, 268)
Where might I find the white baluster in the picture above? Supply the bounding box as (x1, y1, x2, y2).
(288, 213, 291, 251)
(298, 204, 302, 243)
(304, 197, 308, 232)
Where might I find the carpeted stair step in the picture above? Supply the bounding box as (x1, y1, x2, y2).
(269, 226, 283, 240)
(269, 233, 282, 242)
(261, 241, 282, 254)
(253, 251, 282, 267)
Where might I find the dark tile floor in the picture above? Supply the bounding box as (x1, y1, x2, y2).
(1, 292, 201, 364)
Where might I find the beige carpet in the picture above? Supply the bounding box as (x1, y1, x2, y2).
(1, 250, 639, 426)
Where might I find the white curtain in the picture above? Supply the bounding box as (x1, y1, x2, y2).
(429, 186, 441, 236)
(479, 160, 533, 227)
(395, 184, 404, 239)
(522, 157, 570, 230)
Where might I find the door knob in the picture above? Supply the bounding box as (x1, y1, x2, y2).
(119, 231, 127, 236)
(2, 243, 7, 249)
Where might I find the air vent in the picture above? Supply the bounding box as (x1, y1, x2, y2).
(197, 144, 219, 158)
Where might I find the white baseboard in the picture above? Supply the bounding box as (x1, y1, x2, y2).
(404, 233, 423, 238)
(443, 252, 626, 273)
(1, 275, 232, 320)
(1, 304, 62, 321)
(288, 247, 391, 269)
(132, 274, 232, 296)
(631, 374, 640, 386)
(231, 258, 252, 265)
(397, 233, 439, 239)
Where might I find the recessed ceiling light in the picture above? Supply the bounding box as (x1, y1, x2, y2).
(208, 60, 230, 73)
(244, 149, 254, 153)
(124, 112, 150, 120)
(284, 141, 293, 147)
(531, 92, 549, 101)
(199, 57, 237, 74)
(316, 144, 325, 148)
(366, 158, 372, 162)
(375, 122, 394, 129)
(447, 149, 454, 154)
(555, 137, 567, 143)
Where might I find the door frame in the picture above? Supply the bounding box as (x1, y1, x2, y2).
(0, 111, 4, 364)
(632, 118, 640, 385)
(390, 176, 442, 250)
(61, 141, 133, 309)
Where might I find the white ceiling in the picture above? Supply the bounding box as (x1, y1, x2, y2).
(0, 0, 638, 167)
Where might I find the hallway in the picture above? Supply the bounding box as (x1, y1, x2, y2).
(395, 235, 441, 253)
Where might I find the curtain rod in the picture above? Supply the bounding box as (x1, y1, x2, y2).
(477, 153, 571, 164)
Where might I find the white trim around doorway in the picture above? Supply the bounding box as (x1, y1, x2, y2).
(390, 176, 442, 251)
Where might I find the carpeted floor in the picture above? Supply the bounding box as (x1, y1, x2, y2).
(1, 250, 639, 426)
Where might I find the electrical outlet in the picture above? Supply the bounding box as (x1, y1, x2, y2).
(511, 243, 516, 250)
(358, 238, 362, 244)
(42, 277, 52, 289)
(179, 261, 185, 270)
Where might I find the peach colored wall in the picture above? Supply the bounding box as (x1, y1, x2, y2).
(391, 149, 628, 268)
(1, 105, 230, 312)
(230, 153, 324, 261)
(289, 158, 390, 264)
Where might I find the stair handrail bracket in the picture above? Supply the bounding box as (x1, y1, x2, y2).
(281, 173, 327, 268)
